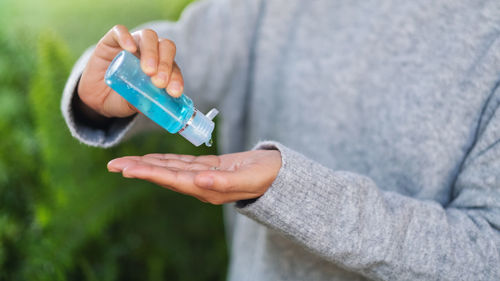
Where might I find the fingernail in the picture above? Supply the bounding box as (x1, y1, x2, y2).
(107, 159, 126, 172)
(107, 160, 120, 172)
(196, 176, 214, 188)
(152, 73, 167, 87)
(167, 81, 183, 96)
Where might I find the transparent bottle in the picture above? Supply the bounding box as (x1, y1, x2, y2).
(105, 50, 218, 147)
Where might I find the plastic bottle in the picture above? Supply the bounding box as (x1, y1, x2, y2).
(104, 50, 218, 147)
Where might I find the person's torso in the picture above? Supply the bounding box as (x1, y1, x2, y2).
(222, 1, 500, 280)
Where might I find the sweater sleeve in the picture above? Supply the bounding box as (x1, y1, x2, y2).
(237, 101, 500, 280)
(61, 0, 262, 147)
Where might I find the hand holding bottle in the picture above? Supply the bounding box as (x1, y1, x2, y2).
(78, 25, 184, 118)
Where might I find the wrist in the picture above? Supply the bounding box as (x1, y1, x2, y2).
(72, 85, 114, 129)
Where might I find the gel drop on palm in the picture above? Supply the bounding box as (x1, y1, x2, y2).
(105, 50, 218, 147)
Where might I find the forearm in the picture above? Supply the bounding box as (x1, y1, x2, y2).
(237, 141, 500, 281)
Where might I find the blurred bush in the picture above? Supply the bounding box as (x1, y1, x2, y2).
(0, 1, 228, 280)
(0, 0, 193, 53)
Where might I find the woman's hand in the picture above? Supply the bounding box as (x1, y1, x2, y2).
(78, 24, 184, 118)
(107, 150, 282, 204)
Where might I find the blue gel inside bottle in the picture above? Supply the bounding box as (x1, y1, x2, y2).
(105, 50, 218, 146)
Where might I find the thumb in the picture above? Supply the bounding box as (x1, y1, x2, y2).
(194, 168, 259, 193)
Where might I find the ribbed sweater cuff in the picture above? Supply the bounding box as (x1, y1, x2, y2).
(235, 141, 341, 236)
(60, 46, 138, 148)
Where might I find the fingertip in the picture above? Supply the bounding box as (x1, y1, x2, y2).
(151, 72, 168, 88)
(113, 25, 136, 53)
(141, 58, 157, 75)
(125, 40, 137, 53)
(166, 81, 183, 97)
(107, 157, 137, 173)
(107, 159, 121, 173)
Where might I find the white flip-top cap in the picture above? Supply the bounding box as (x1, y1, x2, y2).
(179, 108, 218, 147)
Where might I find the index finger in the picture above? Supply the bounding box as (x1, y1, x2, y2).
(143, 154, 220, 166)
(100, 24, 137, 54)
(121, 162, 259, 204)
(121, 162, 205, 195)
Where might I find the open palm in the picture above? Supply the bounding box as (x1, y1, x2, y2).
(107, 150, 282, 204)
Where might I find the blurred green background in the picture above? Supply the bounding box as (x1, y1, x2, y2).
(0, 0, 228, 280)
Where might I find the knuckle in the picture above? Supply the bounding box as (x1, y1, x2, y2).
(160, 39, 176, 51)
(219, 179, 235, 193)
(141, 28, 158, 38)
(95, 40, 106, 49)
(111, 25, 129, 38)
(112, 24, 124, 32)
(158, 60, 173, 71)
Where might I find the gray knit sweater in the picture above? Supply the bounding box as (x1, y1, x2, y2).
(61, 0, 500, 280)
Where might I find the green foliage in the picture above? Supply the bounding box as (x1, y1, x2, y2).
(0, 28, 38, 281)
(0, 28, 227, 281)
(0, 0, 195, 54)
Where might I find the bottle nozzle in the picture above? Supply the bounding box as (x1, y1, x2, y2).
(206, 108, 219, 120)
(178, 108, 218, 147)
